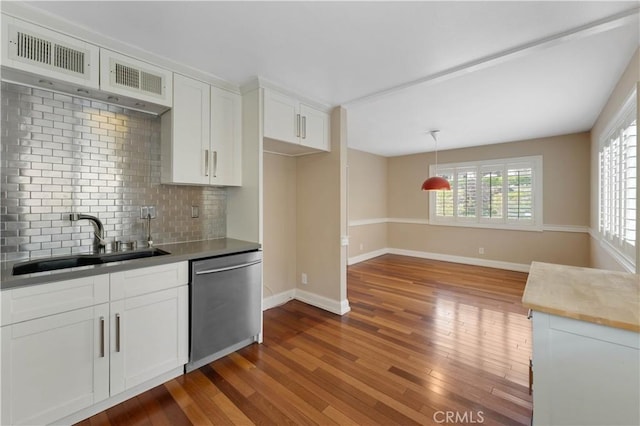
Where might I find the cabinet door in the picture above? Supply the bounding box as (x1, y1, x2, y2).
(1, 304, 109, 425)
(109, 286, 188, 395)
(169, 74, 210, 185)
(300, 104, 330, 151)
(211, 86, 242, 186)
(263, 89, 299, 144)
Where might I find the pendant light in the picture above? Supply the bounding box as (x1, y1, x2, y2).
(421, 130, 451, 191)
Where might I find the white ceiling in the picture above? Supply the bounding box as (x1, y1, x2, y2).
(25, 1, 640, 156)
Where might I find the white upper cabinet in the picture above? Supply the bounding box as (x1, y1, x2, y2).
(99, 49, 172, 107)
(2, 15, 99, 89)
(162, 74, 242, 186)
(162, 74, 211, 185)
(263, 87, 330, 155)
(264, 89, 299, 144)
(210, 86, 242, 186)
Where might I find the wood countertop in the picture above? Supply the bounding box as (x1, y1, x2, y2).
(522, 262, 640, 332)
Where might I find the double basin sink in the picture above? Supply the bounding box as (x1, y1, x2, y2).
(12, 248, 169, 276)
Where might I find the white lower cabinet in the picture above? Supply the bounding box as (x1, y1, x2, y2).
(0, 262, 188, 425)
(109, 286, 188, 395)
(1, 304, 109, 425)
(531, 311, 640, 426)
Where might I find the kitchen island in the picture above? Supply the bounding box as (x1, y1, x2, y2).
(522, 262, 640, 426)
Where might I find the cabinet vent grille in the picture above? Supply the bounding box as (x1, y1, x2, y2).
(141, 72, 162, 95)
(115, 63, 140, 89)
(113, 61, 163, 96)
(16, 31, 85, 75)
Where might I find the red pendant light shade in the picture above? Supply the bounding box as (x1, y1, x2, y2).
(421, 176, 451, 191)
(421, 130, 451, 191)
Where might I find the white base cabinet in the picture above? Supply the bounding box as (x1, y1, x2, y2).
(0, 262, 188, 426)
(110, 286, 188, 395)
(531, 311, 640, 426)
(1, 304, 109, 425)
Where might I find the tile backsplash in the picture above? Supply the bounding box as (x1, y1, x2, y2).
(1, 82, 226, 262)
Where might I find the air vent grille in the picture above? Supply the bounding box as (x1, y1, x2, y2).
(115, 63, 140, 89)
(141, 72, 162, 95)
(54, 45, 84, 74)
(15, 30, 86, 75)
(17, 32, 51, 65)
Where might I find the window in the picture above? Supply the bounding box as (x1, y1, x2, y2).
(430, 156, 543, 230)
(599, 91, 637, 266)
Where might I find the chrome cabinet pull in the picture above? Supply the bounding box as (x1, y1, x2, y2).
(302, 116, 307, 139)
(115, 314, 121, 352)
(213, 151, 218, 178)
(99, 316, 105, 358)
(529, 359, 533, 395)
(296, 114, 301, 137)
(527, 309, 532, 319)
(204, 149, 210, 177)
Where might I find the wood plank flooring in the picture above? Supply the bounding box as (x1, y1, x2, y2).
(76, 254, 532, 426)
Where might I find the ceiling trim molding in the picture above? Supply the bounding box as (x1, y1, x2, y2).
(344, 7, 640, 107)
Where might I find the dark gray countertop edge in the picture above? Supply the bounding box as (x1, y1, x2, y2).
(0, 238, 261, 291)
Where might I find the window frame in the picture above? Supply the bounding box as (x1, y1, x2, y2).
(598, 89, 637, 268)
(429, 155, 543, 232)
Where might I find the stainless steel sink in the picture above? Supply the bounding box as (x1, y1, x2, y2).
(12, 248, 170, 275)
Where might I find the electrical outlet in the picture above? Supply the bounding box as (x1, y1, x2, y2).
(191, 205, 199, 218)
(359, 243, 364, 251)
(301, 273, 308, 285)
(140, 206, 157, 219)
(479, 247, 485, 255)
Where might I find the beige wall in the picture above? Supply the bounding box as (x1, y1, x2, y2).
(348, 149, 387, 219)
(263, 152, 297, 297)
(348, 149, 388, 258)
(387, 132, 591, 267)
(590, 48, 639, 272)
(346, 132, 592, 268)
(389, 132, 591, 227)
(296, 107, 348, 303)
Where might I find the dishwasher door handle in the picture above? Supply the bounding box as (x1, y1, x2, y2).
(195, 259, 262, 275)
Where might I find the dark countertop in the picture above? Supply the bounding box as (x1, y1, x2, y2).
(1, 238, 261, 291)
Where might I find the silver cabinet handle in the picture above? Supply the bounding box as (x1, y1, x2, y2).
(115, 313, 121, 352)
(527, 309, 532, 319)
(204, 149, 209, 177)
(213, 151, 218, 178)
(195, 259, 262, 275)
(529, 359, 533, 395)
(296, 114, 301, 137)
(302, 116, 307, 139)
(99, 316, 105, 358)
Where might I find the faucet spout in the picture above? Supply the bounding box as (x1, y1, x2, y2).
(69, 213, 106, 253)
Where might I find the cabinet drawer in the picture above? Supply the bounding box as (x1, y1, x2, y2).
(110, 262, 188, 300)
(1, 275, 109, 326)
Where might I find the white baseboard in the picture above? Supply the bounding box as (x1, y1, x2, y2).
(388, 248, 531, 272)
(295, 289, 351, 315)
(348, 248, 388, 265)
(263, 289, 295, 310)
(263, 289, 351, 315)
(348, 247, 531, 273)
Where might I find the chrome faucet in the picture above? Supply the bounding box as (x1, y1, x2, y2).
(69, 213, 106, 253)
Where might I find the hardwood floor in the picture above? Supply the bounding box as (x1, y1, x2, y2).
(76, 255, 532, 426)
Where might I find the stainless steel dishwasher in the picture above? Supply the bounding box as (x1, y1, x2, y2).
(186, 250, 262, 372)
